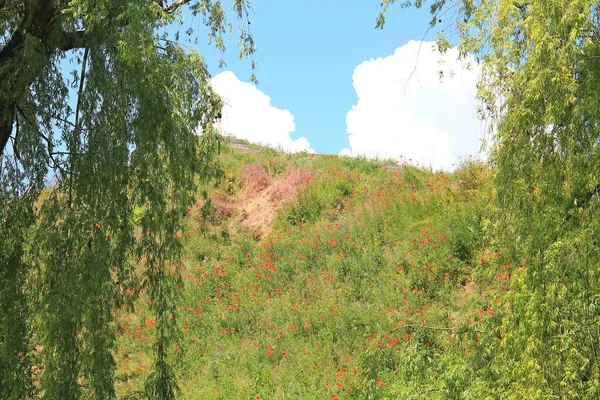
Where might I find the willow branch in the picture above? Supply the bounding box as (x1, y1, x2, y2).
(69, 46, 89, 208)
(73, 47, 89, 137)
(12, 111, 20, 160)
(162, 0, 191, 13)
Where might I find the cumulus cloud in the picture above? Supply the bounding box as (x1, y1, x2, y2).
(343, 40, 484, 170)
(209, 71, 313, 153)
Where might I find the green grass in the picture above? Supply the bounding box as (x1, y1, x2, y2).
(114, 147, 504, 399)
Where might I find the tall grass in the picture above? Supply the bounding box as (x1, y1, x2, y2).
(114, 149, 506, 399)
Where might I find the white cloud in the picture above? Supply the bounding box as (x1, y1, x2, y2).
(344, 40, 484, 170)
(209, 71, 313, 153)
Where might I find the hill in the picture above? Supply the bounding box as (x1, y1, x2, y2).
(112, 139, 500, 399)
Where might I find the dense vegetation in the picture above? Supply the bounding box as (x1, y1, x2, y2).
(109, 137, 598, 398)
(7, 137, 600, 398)
(379, 1, 600, 397)
(1, 1, 252, 398)
(112, 143, 500, 399)
(2, 0, 600, 398)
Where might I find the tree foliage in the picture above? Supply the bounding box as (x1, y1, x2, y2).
(0, 1, 254, 398)
(380, 0, 600, 397)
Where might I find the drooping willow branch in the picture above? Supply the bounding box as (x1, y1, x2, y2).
(68, 46, 89, 209)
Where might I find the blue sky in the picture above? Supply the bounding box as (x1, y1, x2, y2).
(191, 1, 484, 170)
(196, 0, 483, 169)
(197, 1, 432, 153)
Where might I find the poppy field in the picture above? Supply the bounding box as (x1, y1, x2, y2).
(110, 142, 520, 399)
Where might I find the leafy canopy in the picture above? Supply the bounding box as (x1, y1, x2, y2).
(0, 1, 254, 398)
(380, 0, 600, 397)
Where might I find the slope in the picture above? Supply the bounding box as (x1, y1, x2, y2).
(114, 141, 504, 399)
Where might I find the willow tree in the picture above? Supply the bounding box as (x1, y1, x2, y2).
(0, 1, 254, 398)
(380, 0, 600, 397)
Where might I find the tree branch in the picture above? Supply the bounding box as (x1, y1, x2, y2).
(59, 30, 86, 52)
(0, 103, 15, 159)
(162, 0, 192, 13)
(12, 110, 19, 160)
(1, 0, 198, 158)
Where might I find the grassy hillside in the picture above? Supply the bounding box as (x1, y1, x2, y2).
(110, 140, 508, 399)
